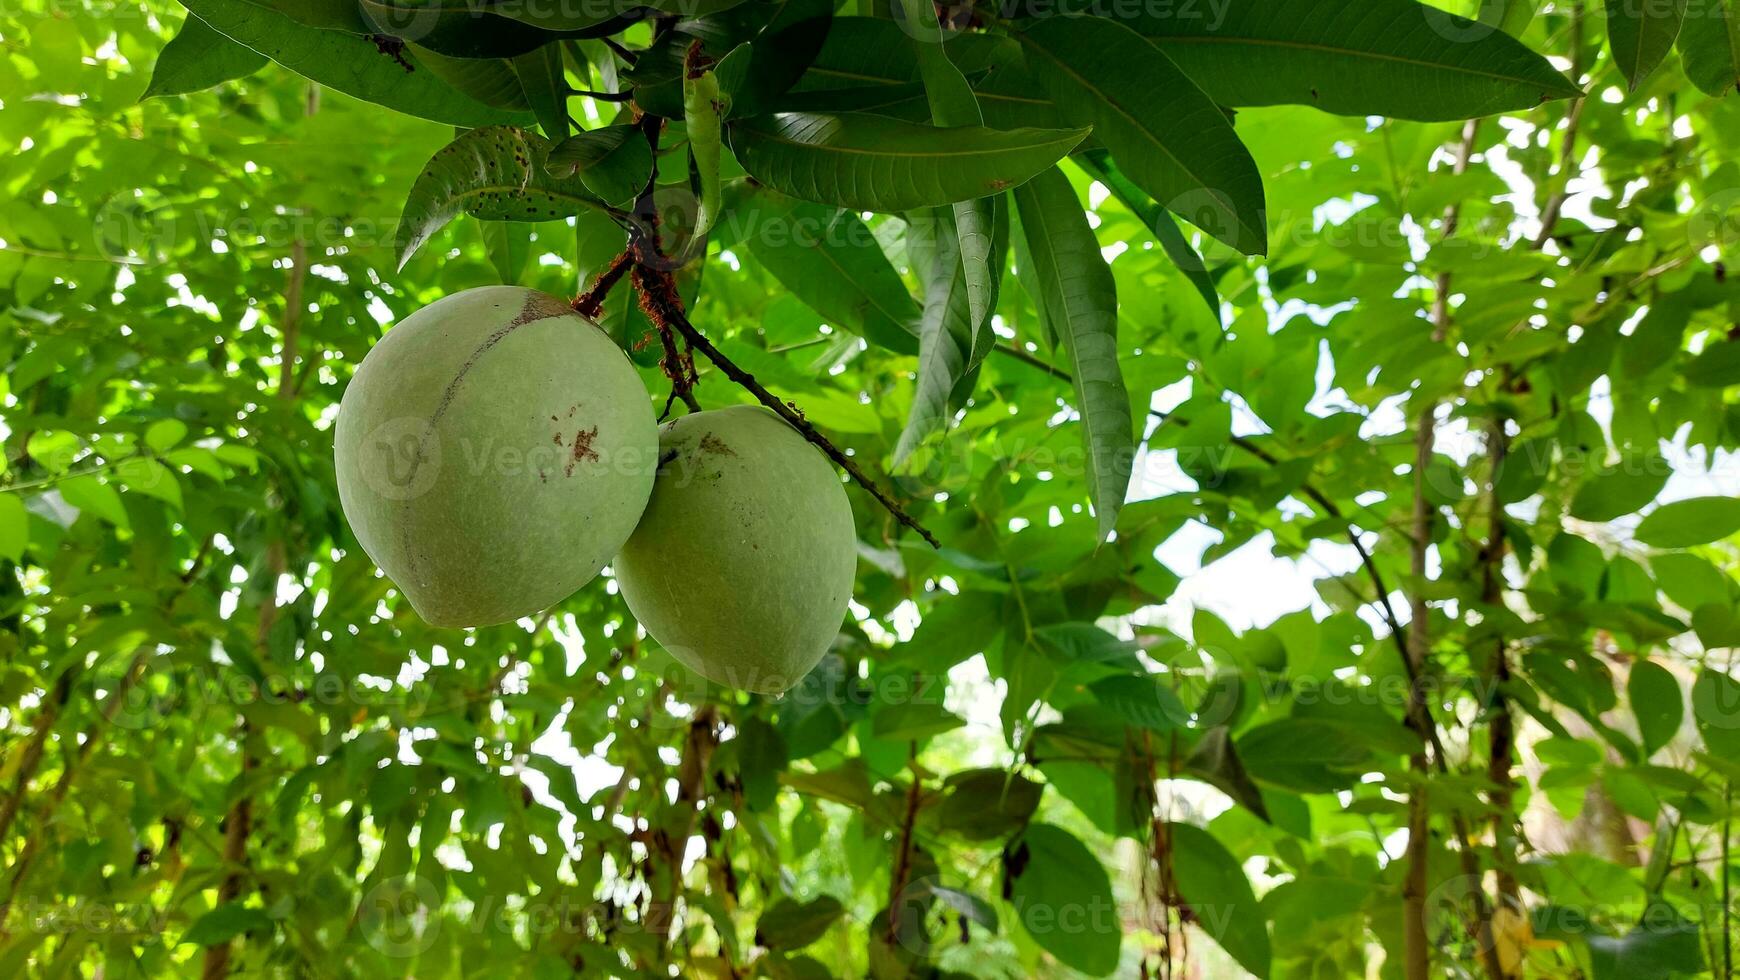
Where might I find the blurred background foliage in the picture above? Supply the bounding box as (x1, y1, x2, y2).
(1, 0, 1740, 978)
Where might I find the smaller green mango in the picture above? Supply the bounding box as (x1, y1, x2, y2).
(614, 405, 857, 694)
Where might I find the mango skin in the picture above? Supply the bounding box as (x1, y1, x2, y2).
(614, 405, 857, 694)
(335, 286, 657, 628)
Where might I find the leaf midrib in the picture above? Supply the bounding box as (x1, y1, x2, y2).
(1017, 32, 1256, 244)
(744, 116, 1083, 160)
(1147, 32, 1575, 94)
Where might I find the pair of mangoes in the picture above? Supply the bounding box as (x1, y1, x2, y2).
(333, 286, 856, 694)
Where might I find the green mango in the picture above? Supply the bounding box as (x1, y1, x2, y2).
(335, 286, 657, 627)
(615, 405, 857, 693)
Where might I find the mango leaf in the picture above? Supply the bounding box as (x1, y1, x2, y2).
(0, 494, 26, 562)
(686, 61, 726, 247)
(1076, 149, 1220, 326)
(741, 195, 921, 354)
(178, 0, 529, 128)
(512, 44, 569, 139)
(546, 124, 651, 207)
(1011, 167, 1134, 541)
(1016, 16, 1267, 255)
(1004, 823, 1121, 976)
(1569, 451, 1671, 521)
(931, 769, 1042, 841)
(727, 111, 1087, 213)
(1628, 659, 1683, 757)
(396, 126, 616, 269)
(895, 209, 975, 467)
(478, 220, 531, 285)
(1692, 670, 1740, 758)
(1167, 822, 1271, 978)
(737, 716, 788, 812)
(144, 14, 266, 98)
(870, 700, 965, 741)
(1677, 0, 1740, 96)
(356, 0, 566, 60)
(1635, 496, 1740, 548)
(714, 0, 834, 119)
(756, 895, 845, 950)
(1128, 0, 1580, 121)
(896, 0, 997, 359)
(58, 475, 128, 529)
(1586, 904, 1705, 979)
(181, 903, 271, 946)
(1607, 0, 1690, 90)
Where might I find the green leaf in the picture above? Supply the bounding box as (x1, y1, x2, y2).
(1087, 675, 1189, 732)
(479, 219, 531, 286)
(1128, 0, 1580, 121)
(701, 0, 832, 121)
(546, 124, 652, 208)
(1012, 168, 1134, 541)
(1607, 0, 1690, 90)
(737, 716, 788, 811)
(1650, 552, 1733, 610)
(727, 112, 1087, 213)
(1634, 496, 1740, 548)
(871, 699, 966, 742)
(396, 126, 615, 269)
(931, 769, 1042, 841)
(1569, 451, 1671, 521)
(1005, 823, 1121, 976)
(1586, 904, 1705, 979)
(1677, 0, 1740, 96)
(119, 458, 183, 511)
(1167, 822, 1272, 978)
(58, 475, 129, 529)
(181, 902, 272, 946)
(922, 882, 998, 932)
(1016, 16, 1267, 255)
(179, 0, 528, 128)
(0, 494, 26, 562)
(896, 0, 998, 358)
(1684, 339, 1740, 386)
(1236, 718, 1370, 792)
(895, 208, 975, 467)
(686, 62, 726, 247)
(1184, 727, 1269, 822)
(1076, 149, 1220, 327)
(511, 44, 569, 139)
(357, 0, 569, 60)
(756, 895, 845, 950)
(144, 419, 189, 454)
(1628, 659, 1683, 757)
(1692, 670, 1740, 758)
(144, 14, 267, 99)
(741, 196, 922, 354)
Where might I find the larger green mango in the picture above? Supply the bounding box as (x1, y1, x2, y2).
(335, 286, 657, 627)
(615, 405, 858, 694)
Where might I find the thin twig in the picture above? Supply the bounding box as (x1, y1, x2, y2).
(656, 298, 940, 547)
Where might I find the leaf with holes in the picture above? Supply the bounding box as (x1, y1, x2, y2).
(178, 0, 528, 128)
(396, 127, 618, 269)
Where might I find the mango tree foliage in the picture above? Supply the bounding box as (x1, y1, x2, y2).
(0, 0, 1738, 978)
